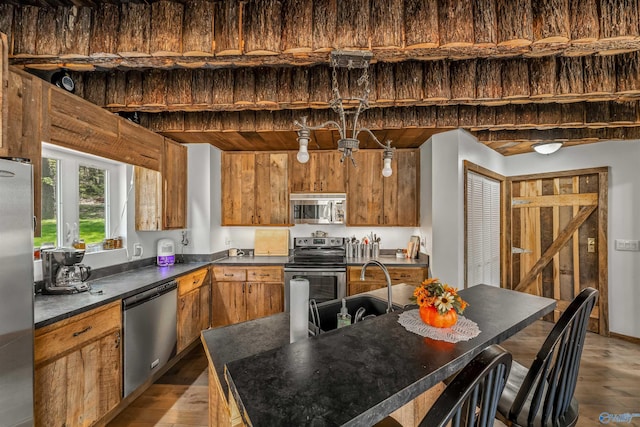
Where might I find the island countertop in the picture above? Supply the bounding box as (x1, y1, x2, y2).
(201, 284, 555, 427)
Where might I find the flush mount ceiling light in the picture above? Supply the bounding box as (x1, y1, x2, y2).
(294, 50, 395, 177)
(532, 142, 564, 155)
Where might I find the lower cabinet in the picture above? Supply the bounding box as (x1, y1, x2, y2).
(211, 266, 284, 327)
(34, 300, 122, 427)
(177, 267, 211, 353)
(347, 266, 428, 296)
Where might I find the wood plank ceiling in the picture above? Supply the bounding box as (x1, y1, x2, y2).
(3, 0, 640, 155)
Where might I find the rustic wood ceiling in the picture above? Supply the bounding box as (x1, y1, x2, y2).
(3, 0, 640, 155)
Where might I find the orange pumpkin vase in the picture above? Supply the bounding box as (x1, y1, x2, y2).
(419, 305, 458, 328)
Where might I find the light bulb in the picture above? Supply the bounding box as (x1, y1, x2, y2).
(382, 157, 392, 177)
(297, 146, 309, 163)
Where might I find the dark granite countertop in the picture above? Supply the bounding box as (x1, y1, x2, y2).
(34, 262, 210, 328)
(203, 285, 554, 427)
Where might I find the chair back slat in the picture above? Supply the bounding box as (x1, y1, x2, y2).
(509, 287, 598, 427)
(420, 345, 512, 427)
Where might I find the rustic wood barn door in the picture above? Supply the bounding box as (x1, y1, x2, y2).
(506, 168, 608, 335)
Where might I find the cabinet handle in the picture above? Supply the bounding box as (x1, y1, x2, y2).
(248, 284, 252, 293)
(378, 215, 381, 224)
(115, 331, 121, 348)
(320, 182, 323, 191)
(224, 273, 234, 277)
(251, 215, 254, 224)
(73, 326, 92, 337)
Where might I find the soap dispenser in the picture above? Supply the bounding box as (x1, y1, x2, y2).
(337, 298, 352, 328)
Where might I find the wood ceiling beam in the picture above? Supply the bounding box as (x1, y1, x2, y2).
(57, 54, 640, 112)
(137, 103, 640, 136)
(4, 1, 640, 70)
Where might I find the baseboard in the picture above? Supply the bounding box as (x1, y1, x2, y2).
(609, 331, 640, 345)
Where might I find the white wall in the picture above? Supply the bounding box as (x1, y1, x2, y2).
(420, 130, 506, 286)
(505, 140, 640, 338)
(423, 130, 640, 338)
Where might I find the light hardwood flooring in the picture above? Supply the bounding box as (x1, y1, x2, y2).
(108, 321, 640, 427)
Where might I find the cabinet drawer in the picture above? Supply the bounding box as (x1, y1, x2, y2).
(178, 267, 209, 296)
(247, 267, 283, 282)
(349, 266, 426, 283)
(388, 268, 426, 283)
(35, 300, 121, 366)
(213, 267, 247, 282)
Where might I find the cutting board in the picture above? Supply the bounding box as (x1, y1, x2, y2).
(254, 229, 290, 256)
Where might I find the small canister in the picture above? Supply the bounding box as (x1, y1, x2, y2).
(372, 242, 380, 258)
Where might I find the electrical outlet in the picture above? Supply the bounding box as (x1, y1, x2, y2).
(225, 238, 232, 247)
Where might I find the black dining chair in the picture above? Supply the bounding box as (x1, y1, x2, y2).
(376, 344, 512, 427)
(496, 287, 598, 427)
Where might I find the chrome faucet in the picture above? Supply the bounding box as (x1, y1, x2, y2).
(360, 260, 394, 313)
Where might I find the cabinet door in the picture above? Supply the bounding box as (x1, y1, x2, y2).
(211, 281, 247, 327)
(289, 151, 346, 193)
(254, 153, 288, 225)
(221, 153, 256, 225)
(134, 166, 162, 230)
(246, 282, 284, 321)
(383, 149, 419, 226)
(177, 289, 200, 353)
(199, 282, 211, 331)
(35, 330, 121, 427)
(347, 151, 384, 225)
(163, 138, 187, 229)
(348, 281, 388, 296)
(316, 150, 346, 193)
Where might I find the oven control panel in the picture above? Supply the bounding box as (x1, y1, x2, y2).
(294, 237, 345, 248)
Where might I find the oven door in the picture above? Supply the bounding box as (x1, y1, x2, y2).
(284, 267, 346, 311)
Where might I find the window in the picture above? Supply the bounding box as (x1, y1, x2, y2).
(466, 170, 501, 287)
(37, 144, 124, 252)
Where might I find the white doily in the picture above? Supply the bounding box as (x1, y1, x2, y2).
(398, 309, 481, 343)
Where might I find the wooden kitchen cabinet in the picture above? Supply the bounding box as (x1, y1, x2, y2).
(221, 152, 289, 225)
(211, 266, 284, 327)
(289, 150, 346, 193)
(2, 68, 47, 237)
(347, 149, 419, 226)
(177, 267, 211, 353)
(34, 300, 122, 427)
(0, 33, 7, 151)
(134, 137, 187, 230)
(347, 266, 427, 296)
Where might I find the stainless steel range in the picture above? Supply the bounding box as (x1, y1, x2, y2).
(284, 236, 346, 311)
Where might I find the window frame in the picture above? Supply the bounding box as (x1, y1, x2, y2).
(41, 143, 125, 251)
(463, 161, 506, 288)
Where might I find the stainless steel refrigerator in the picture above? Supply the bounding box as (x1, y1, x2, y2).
(0, 158, 35, 426)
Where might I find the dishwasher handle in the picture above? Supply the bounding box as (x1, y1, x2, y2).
(123, 280, 177, 310)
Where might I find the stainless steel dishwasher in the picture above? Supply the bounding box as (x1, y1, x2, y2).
(122, 280, 177, 397)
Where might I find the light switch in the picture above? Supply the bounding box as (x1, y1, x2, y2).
(615, 239, 640, 251)
(587, 238, 596, 253)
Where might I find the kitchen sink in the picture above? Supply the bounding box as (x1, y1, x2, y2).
(310, 295, 402, 333)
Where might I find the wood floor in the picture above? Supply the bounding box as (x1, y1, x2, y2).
(108, 321, 640, 427)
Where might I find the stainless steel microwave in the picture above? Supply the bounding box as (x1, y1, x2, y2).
(290, 193, 346, 224)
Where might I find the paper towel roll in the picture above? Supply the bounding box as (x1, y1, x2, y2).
(289, 278, 310, 343)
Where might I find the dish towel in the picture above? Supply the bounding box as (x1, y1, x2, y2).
(398, 309, 481, 343)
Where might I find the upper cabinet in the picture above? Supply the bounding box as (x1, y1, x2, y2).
(222, 152, 289, 226)
(3, 68, 47, 236)
(289, 151, 346, 193)
(347, 149, 419, 226)
(135, 138, 187, 230)
(163, 138, 187, 229)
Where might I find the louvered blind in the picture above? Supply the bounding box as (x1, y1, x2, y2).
(466, 171, 501, 287)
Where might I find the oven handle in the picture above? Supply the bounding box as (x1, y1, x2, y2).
(284, 267, 346, 273)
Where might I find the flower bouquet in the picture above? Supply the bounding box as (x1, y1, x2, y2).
(411, 278, 468, 328)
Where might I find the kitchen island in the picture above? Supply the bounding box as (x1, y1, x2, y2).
(201, 284, 555, 426)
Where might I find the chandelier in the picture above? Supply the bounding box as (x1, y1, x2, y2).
(294, 50, 395, 177)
